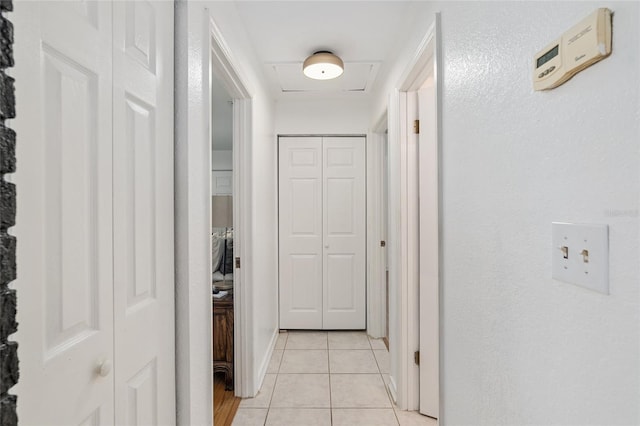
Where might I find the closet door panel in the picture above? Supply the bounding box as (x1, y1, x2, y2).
(323, 137, 366, 329)
(113, 2, 175, 424)
(13, 1, 115, 424)
(279, 138, 323, 329)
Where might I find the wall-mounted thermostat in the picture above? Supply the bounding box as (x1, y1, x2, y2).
(533, 8, 612, 91)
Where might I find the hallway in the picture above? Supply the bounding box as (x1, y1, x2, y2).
(231, 331, 435, 426)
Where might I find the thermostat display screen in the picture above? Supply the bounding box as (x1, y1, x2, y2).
(537, 45, 559, 68)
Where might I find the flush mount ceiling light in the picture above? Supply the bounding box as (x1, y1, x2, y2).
(303, 51, 344, 80)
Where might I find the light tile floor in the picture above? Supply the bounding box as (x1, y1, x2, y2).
(232, 331, 437, 426)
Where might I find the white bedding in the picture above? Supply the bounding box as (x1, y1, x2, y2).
(212, 271, 234, 282)
(211, 228, 225, 272)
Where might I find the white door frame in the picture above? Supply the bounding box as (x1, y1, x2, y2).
(387, 12, 442, 416)
(174, 5, 254, 425)
(367, 114, 389, 339)
(210, 17, 254, 400)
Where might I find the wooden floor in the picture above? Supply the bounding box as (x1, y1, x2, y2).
(214, 373, 241, 426)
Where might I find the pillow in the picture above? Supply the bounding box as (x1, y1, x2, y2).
(211, 228, 225, 272)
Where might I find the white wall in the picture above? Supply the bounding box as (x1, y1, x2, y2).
(175, 2, 212, 424)
(175, 3, 277, 424)
(212, 149, 232, 170)
(374, 2, 639, 424)
(206, 0, 279, 396)
(276, 98, 371, 135)
(211, 70, 233, 150)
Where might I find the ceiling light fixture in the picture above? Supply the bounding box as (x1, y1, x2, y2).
(303, 51, 344, 80)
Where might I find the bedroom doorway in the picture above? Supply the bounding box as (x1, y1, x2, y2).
(211, 68, 237, 416)
(209, 17, 255, 423)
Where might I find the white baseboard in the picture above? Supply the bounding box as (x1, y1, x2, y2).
(253, 327, 279, 396)
(388, 375, 398, 404)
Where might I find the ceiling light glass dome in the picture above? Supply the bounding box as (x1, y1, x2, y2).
(303, 51, 344, 80)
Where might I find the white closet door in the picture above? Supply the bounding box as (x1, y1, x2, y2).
(113, 2, 175, 425)
(279, 137, 323, 329)
(279, 137, 366, 330)
(14, 2, 115, 424)
(322, 137, 366, 329)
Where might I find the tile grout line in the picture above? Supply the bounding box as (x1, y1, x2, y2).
(239, 332, 396, 426)
(263, 333, 287, 426)
(328, 336, 333, 426)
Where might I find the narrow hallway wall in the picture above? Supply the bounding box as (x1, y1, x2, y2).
(374, 2, 639, 424)
(207, 0, 279, 396)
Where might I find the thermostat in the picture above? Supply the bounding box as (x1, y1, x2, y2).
(534, 8, 612, 91)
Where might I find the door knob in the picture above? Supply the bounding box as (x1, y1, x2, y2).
(325, 245, 329, 249)
(97, 359, 112, 377)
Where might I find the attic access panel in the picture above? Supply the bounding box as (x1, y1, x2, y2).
(270, 62, 379, 93)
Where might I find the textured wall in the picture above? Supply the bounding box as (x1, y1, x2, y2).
(434, 2, 639, 424)
(0, 1, 16, 425)
(372, 1, 638, 424)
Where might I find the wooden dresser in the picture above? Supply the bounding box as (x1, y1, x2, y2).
(213, 292, 233, 390)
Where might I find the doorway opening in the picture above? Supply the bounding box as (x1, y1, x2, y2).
(387, 12, 442, 420)
(369, 116, 390, 348)
(208, 15, 253, 425)
(211, 68, 238, 423)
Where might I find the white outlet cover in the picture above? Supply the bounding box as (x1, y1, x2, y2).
(551, 222, 609, 294)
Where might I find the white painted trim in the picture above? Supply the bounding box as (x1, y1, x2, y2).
(397, 19, 438, 92)
(175, 3, 212, 425)
(386, 88, 401, 408)
(209, 19, 252, 99)
(389, 375, 399, 404)
(209, 16, 255, 398)
(405, 91, 420, 411)
(231, 98, 253, 397)
(366, 131, 383, 338)
(367, 113, 389, 339)
(373, 113, 389, 339)
(399, 90, 411, 410)
(391, 89, 411, 410)
(387, 12, 443, 416)
(255, 328, 279, 392)
(175, 5, 255, 425)
(434, 13, 445, 423)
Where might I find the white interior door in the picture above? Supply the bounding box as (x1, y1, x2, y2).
(13, 2, 115, 424)
(113, 2, 175, 424)
(418, 85, 439, 418)
(322, 137, 366, 329)
(279, 137, 324, 329)
(279, 136, 366, 330)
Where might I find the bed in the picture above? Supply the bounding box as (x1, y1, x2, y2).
(212, 227, 234, 290)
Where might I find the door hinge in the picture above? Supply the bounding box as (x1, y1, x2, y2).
(413, 119, 420, 134)
(380, 240, 386, 247)
(235, 257, 241, 268)
(414, 350, 420, 365)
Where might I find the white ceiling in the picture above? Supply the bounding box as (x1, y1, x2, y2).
(231, 1, 420, 98)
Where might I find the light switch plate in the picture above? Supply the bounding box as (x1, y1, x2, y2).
(552, 222, 609, 294)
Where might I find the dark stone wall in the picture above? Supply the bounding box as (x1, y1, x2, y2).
(0, 1, 16, 425)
